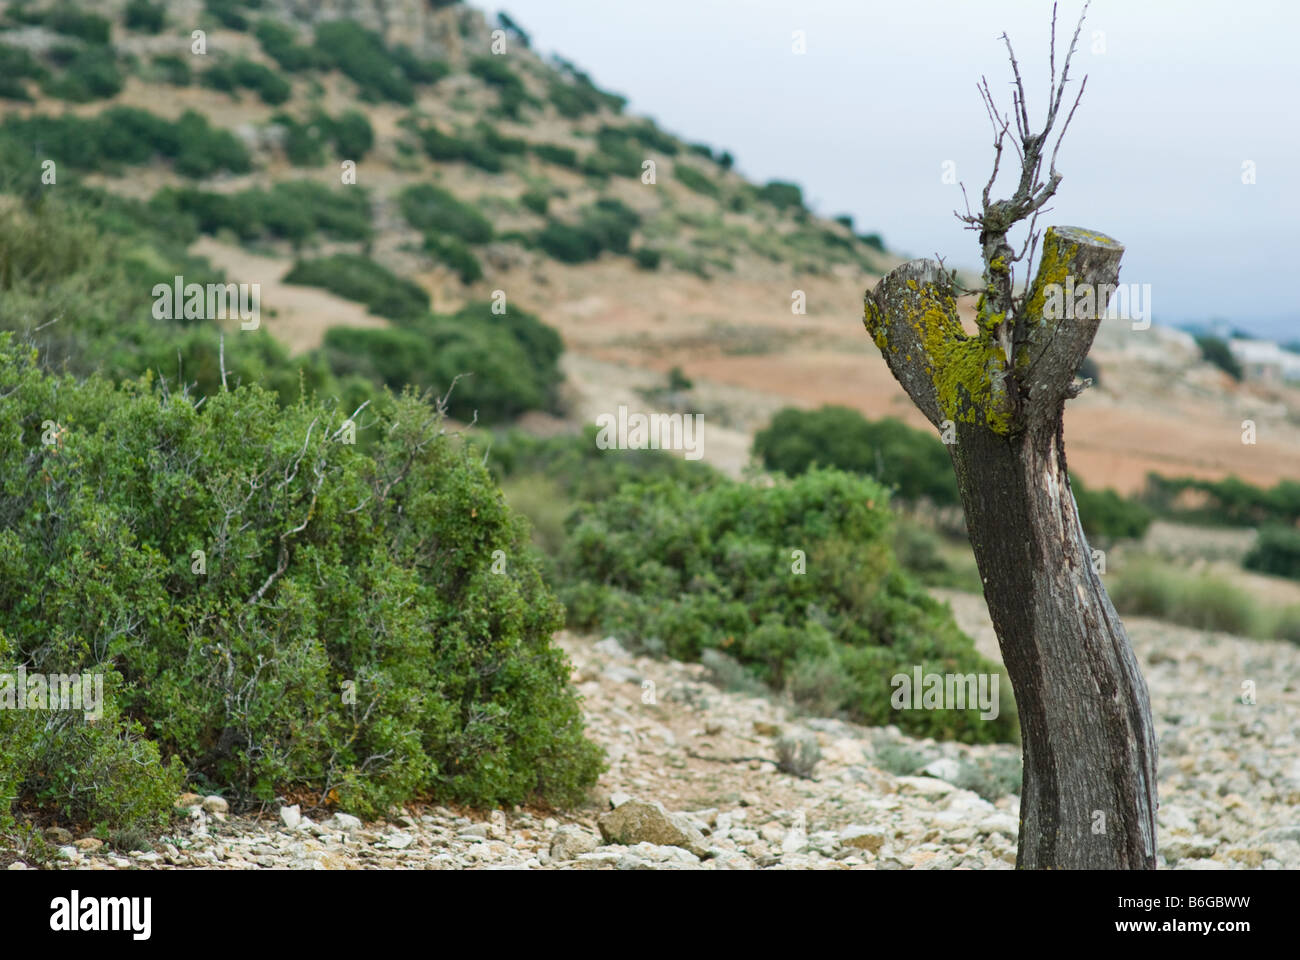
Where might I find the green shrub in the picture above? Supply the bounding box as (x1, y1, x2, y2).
(753, 405, 959, 507)
(329, 110, 374, 160)
(758, 180, 805, 210)
(1109, 563, 1261, 635)
(276, 112, 328, 165)
(675, 164, 720, 197)
(43, 5, 112, 43)
(425, 234, 483, 284)
(1072, 475, 1152, 541)
(532, 142, 579, 169)
(858, 232, 886, 253)
(205, 0, 252, 31)
(0, 338, 604, 816)
(323, 302, 564, 425)
(256, 18, 323, 71)
(0, 44, 46, 100)
(399, 184, 494, 243)
(42, 45, 123, 101)
(559, 468, 1016, 742)
(469, 55, 532, 117)
(202, 57, 291, 104)
(151, 181, 372, 246)
(520, 190, 549, 216)
(125, 0, 166, 33)
(547, 60, 625, 117)
(1, 108, 251, 178)
(1195, 335, 1243, 381)
(1244, 526, 1300, 580)
(284, 254, 430, 321)
(634, 247, 662, 270)
(1142, 473, 1300, 528)
(150, 54, 192, 85)
(314, 20, 414, 102)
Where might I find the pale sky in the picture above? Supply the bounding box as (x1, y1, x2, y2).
(488, 0, 1299, 339)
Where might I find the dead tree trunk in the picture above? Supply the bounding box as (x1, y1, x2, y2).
(863, 5, 1157, 869)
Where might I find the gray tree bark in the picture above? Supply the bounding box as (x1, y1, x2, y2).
(864, 227, 1158, 868)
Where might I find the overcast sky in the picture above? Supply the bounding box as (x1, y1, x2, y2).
(488, 0, 1299, 339)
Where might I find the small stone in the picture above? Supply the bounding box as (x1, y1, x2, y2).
(753, 721, 781, 737)
(175, 792, 202, 810)
(329, 813, 362, 833)
(44, 827, 73, 845)
(550, 825, 601, 860)
(459, 822, 490, 838)
(922, 758, 964, 783)
(74, 838, 103, 853)
(598, 799, 710, 857)
(57, 845, 80, 860)
(609, 792, 632, 809)
(594, 637, 630, 659)
(841, 825, 887, 853)
(279, 805, 301, 830)
(7, 862, 27, 870)
(202, 795, 229, 815)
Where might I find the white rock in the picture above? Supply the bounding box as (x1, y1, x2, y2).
(594, 637, 630, 659)
(922, 758, 964, 783)
(202, 795, 229, 815)
(279, 805, 301, 830)
(329, 813, 363, 833)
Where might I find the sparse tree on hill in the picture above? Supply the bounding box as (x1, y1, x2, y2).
(862, 2, 1158, 869)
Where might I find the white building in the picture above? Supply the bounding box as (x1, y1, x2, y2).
(1228, 338, 1300, 383)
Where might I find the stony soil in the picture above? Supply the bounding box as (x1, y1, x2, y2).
(14, 598, 1300, 872)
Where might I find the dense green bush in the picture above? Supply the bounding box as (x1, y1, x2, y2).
(322, 302, 564, 425)
(531, 142, 579, 169)
(547, 59, 625, 117)
(150, 54, 192, 85)
(1143, 473, 1300, 528)
(0, 44, 46, 101)
(0, 337, 603, 817)
(399, 184, 494, 244)
(151, 180, 372, 246)
(42, 45, 123, 101)
(758, 180, 805, 210)
(42, 5, 112, 43)
(424, 234, 483, 284)
(535, 199, 640, 263)
(2, 108, 252, 178)
(559, 468, 1016, 741)
(314, 20, 446, 103)
(582, 127, 644, 178)
(1071, 475, 1152, 541)
(469, 56, 532, 118)
(285, 254, 430, 321)
(1109, 562, 1261, 636)
(1244, 526, 1300, 580)
(1195, 335, 1243, 381)
(256, 18, 324, 71)
(202, 56, 292, 104)
(520, 190, 549, 215)
(125, 0, 166, 33)
(675, 163, 720, 197)
(417, 124, 511, 172)
(634, 247, 662, 270)
(753, 405, 959, 507)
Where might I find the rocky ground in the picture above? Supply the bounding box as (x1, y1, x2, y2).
(11, 600, 1300, 871)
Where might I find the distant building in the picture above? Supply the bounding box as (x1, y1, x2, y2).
(1228, 338, 1300, 382)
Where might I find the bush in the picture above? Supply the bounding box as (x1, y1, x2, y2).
(284, 254, 430, 321)
(256, 18, 324, 71)
(150, 54, 192, 85)
(0, 44, 46, 101)
(634, 247, 662, 270)
(758, 180, 805, 210)
(202, 57, 292, 104)
(1, 108, 251, 178)
(399, 184, 494, 244)
(43, 5, 112, 44)
(1244, 526, 1300, 580)
(314, 20, 414, 102)
(323, 302, 564, 425)
(329, 110, 374, 160)
(42, 45, 123, 101)
(858, 232, 885, 252)
(532, 143, 579, 169)
(152, 181, 372, 246)
(469, 56, 532, 117)
(520, 190, 549, 216)
(0, 338, 604, 816)
(1142, 473, 1300, 528)
(675, 164, 720, 197)
(125, 0, 166, 33)
(1072, 475, 1152, 541)
(1196, 335, 1243, 381)
(1109, 563, 1261, 635)
(424, 234, 483, 284)
(558, 468, 1016, 742)
(753, 405, 959, 507)
(547, 61, 625, 117)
